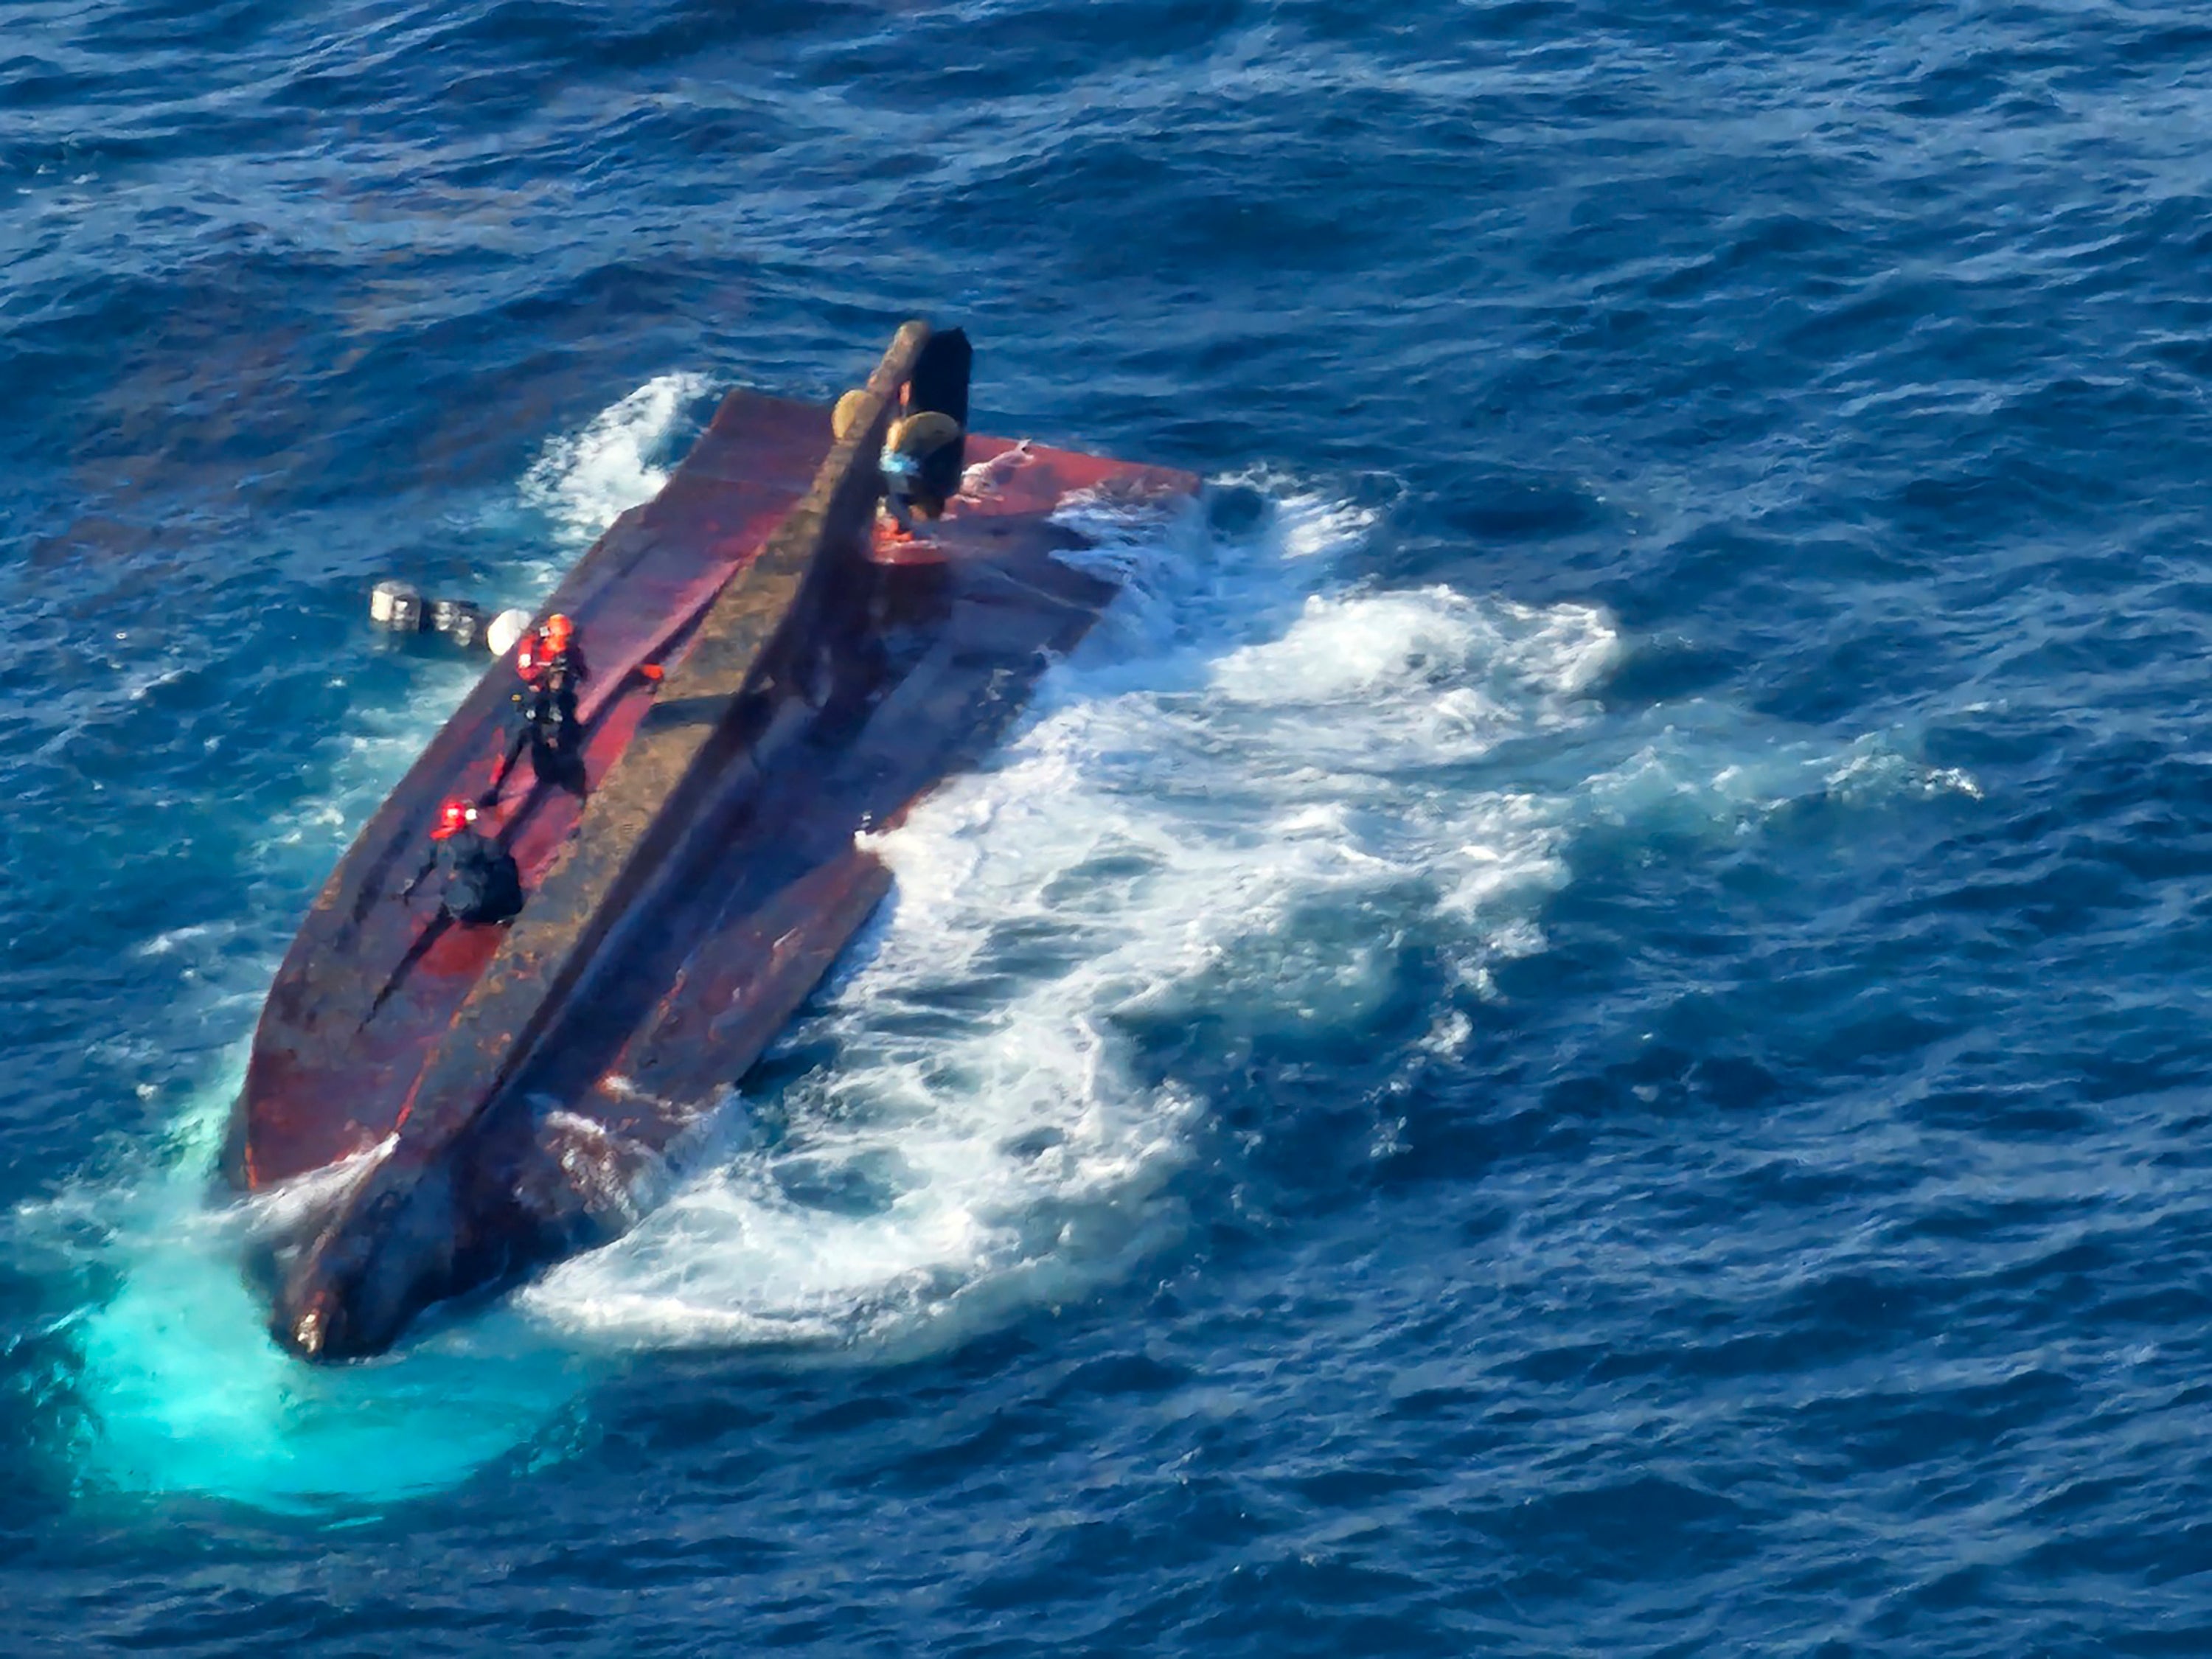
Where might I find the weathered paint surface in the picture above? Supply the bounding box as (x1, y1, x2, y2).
(227, 324, 1200, 1359)
(231, 383, 837, 1186)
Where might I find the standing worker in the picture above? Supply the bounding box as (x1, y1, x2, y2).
(490, 611, 590, 797)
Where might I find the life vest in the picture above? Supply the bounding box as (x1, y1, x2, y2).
(880, 411, 966, 519)
(885, 411, 962, 463)
(515, 631, 552, 686)
(516, 632, 585, 692)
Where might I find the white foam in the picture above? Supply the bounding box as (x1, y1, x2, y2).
(1579, 715, 1986, 835)
(521, 490, 1618, 1359)
(519, 372, 712, 546)
(1823, 740, 1985, 804)
(15, 1060, 580, 1513)
(239, 1133, 394, 1237)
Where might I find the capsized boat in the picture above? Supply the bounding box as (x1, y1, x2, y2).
(223, 322, 1197, 1360)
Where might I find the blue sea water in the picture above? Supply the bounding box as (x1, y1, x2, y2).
(7, 0, 2212, 1649)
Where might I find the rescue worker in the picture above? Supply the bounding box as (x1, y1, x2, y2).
(879, 408, 965, 532)
(518, 612, 588, 719)
(403, 799, 523, 925)
(490, 611, 590, 796)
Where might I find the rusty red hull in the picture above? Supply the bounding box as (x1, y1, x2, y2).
(224, 325, 1197, 1360)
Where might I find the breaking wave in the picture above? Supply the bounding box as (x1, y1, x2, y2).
(14, 1061, 586, 1514)
(519, 372, 715, 546)
(518, 486, 1621, 1354)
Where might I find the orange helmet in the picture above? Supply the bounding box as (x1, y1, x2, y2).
(543, 613, 574, 650)
(431, 799, 478, 841)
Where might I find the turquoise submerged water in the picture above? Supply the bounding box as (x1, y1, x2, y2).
(8, 0, 2212, 1648)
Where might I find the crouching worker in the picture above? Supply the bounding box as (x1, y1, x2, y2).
(878, 410, 964, 534)
(404, 799, 523, 925)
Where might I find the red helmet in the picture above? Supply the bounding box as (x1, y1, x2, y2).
(431, 799, 478, 841)
(543, 612, 574, 650)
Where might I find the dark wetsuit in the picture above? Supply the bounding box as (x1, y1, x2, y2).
(406, 827, 523, 925)
(494, 641, 590, 795)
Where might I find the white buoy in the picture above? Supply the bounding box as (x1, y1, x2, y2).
(486, 608, 532, 658)
(369, 580, 424, 632)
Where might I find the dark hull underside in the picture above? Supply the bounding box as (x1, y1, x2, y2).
(226, 324, 1197, 1360)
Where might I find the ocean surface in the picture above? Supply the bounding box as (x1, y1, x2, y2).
(6, 0, 2212, 1650)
